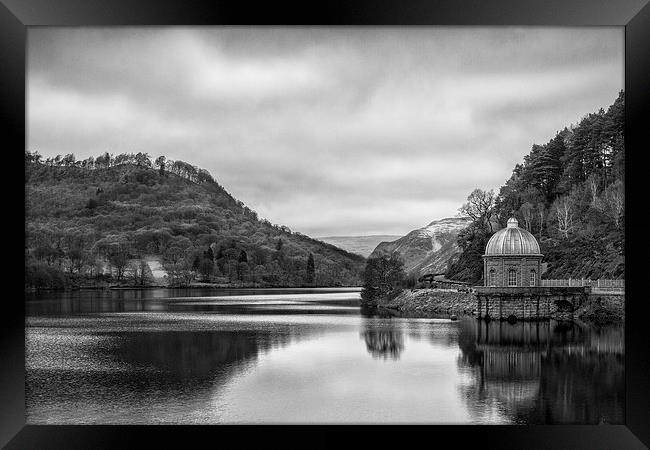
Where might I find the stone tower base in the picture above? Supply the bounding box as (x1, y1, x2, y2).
(474, 287, 589, 321)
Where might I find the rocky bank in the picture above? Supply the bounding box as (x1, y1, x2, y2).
(379, 288, 624, 323)
(381, 288, 477, 317)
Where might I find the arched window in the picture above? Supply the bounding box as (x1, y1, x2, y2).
(508, 269, 517, 287)
(530, 270, 536, 286)
(489, 269, 496, 286)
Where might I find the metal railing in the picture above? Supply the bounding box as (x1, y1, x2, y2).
(540, 279, 624, 288)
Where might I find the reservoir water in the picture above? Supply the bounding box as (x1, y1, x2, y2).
(25, 288, 624, 424)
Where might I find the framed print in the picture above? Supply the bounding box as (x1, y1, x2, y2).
(2, 0, 650, 448)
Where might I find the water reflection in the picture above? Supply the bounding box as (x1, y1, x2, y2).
(114, 330, 293, 380)
(26, 288, 361, 316)
(457, 319, 624, 424)
(26, 320, 312, 423)
(360, 319, 405, 360)
(25, 290, 624, 424)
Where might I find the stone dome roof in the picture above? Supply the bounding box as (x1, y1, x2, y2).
(484, 218, 542, 256)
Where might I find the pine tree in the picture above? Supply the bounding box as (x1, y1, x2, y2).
(306, 253, 315, 285)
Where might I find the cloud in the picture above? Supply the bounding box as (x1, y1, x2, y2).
(27, 27, 623, 236)
(186, 43, 329, 102)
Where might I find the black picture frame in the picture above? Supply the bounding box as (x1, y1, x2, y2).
(3, 0, 649, 448)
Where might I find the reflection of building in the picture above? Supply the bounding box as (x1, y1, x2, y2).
(475, 320, 546, 410)
(483, 218, 542, 287)
(456, 319, 624, 424)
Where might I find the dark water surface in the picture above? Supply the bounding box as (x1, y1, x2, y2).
(25, 288, 624, 424)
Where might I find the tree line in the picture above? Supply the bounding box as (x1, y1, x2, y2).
(446, 90, 625, 283)
(25, 151, 364, 290)
(26, 151, 218, 185)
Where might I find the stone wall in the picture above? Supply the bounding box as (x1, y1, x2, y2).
(475, 287, 588, 321)
(476, 294, 580, 320)
(484, 256, 542, 287)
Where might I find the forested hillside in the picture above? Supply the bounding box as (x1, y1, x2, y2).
(25, 152, 364, 289)
(446, 91, 625, 283)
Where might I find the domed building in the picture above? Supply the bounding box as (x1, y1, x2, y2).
(483, 218, 543, 287)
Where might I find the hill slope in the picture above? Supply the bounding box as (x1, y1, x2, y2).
(25, 157, 365, 288)
(446, 91, 625, 283)
(317, 235, 402, 257)
(369, 217, 471, 277)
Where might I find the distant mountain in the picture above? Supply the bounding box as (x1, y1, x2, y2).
(369, 217, 471, 277)
(317, 235, 402, 258)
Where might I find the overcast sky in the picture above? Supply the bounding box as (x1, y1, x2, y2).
(27, 27, 623, 237)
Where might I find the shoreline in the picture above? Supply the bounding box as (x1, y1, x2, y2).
(378, 288, 477, 319)
(25, 284, 363, 292)
(374, 287, 625, 324)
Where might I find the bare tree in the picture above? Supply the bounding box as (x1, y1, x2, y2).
(130, 259, 152, 286)
(536, 202, 546, 238)
(554, 196, 574, 238)
(519, 202, 534, 231)
(597, 180, 624, 228)
(458, 188, 496, 232)
(587, 174, 600, 208)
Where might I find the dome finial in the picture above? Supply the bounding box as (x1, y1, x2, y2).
(507, 217, 519, 228)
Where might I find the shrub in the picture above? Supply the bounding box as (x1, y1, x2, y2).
(26, 262, 67, 289)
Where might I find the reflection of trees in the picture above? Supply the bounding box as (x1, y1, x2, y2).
(527, 348, 624, 424)
(360, 320, 404, 360)
(114, 330, 293, 381)
(26, 328, 300, 413)
(26, 289, 167, 315)
(457, 319, 624, 424)
(359, 306, 396, 319)
(27, 289, 363, 316)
